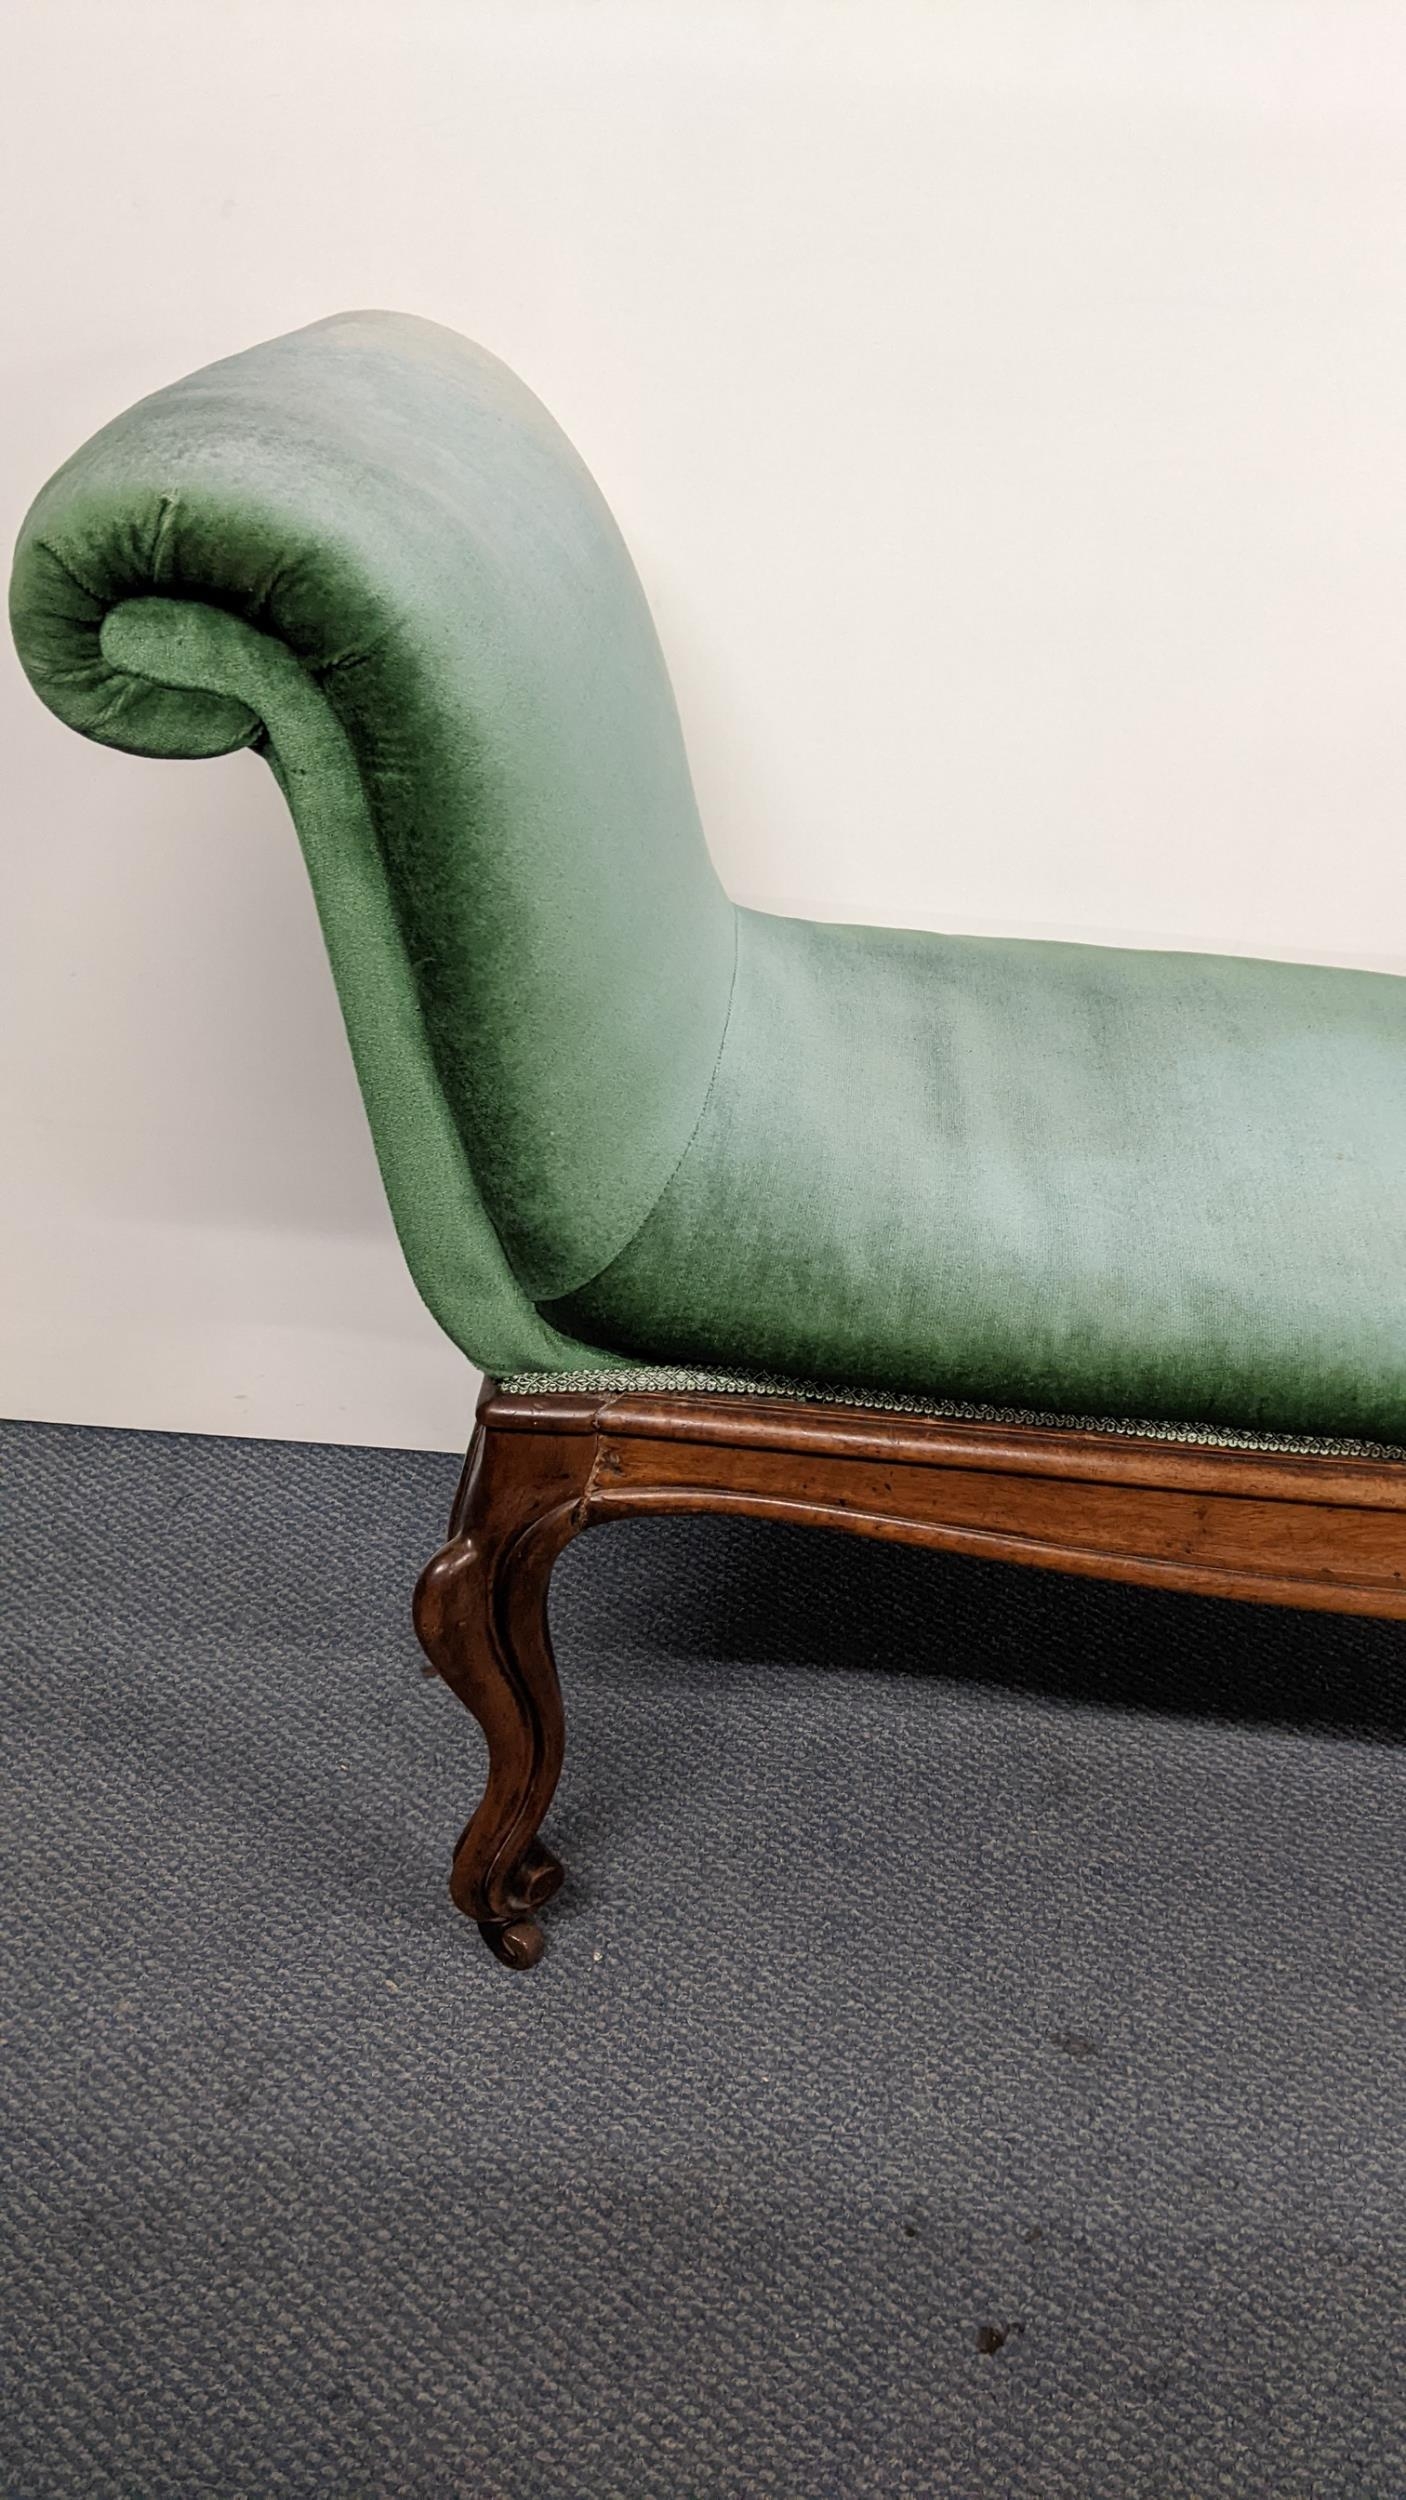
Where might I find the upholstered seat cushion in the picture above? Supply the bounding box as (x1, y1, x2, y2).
(550, 906, 1406, 1442)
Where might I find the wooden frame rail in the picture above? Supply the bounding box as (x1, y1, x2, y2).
(412, 1380, 1406, 1966)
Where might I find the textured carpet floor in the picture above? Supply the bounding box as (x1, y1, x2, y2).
(2, 1417, 1404, 2500)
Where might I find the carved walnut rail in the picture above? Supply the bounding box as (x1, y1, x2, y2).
(412, 1379, 1406, 1967)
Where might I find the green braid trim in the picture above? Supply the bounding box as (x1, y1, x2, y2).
(496, 1364, 1406, 1463)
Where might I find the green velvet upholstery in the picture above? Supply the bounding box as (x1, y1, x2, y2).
(552, 911, 1406, 1437)
(10, 310, 735, 1373)
(12, 312, 1406, 1439)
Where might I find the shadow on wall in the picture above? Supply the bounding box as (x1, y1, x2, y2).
(15, 737, 394, 1240)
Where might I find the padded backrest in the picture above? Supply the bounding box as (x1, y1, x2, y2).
(9, 311, 738, 1322)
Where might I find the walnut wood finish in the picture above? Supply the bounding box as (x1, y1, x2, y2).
(413, 1415, 594, 1966)
(414, 1380, 1406, 1965)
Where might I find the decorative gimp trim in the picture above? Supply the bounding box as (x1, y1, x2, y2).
(497, 1364, 1406, 1463)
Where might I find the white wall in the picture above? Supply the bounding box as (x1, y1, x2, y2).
(5, 1, 1406, 1452)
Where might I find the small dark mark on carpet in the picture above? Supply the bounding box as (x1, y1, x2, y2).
(1051, 2029, 1105, 2061)
(976, 2320, 1026, 2355)
(3, 1418, 1404, 2498)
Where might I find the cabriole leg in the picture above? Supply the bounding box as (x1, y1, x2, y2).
(413, 1417, 592, 1967)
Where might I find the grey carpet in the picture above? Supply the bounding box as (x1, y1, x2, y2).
(2, 1417, 1403, 2500)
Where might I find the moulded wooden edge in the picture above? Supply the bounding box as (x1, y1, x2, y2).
(480, 1380, 1406, 1513)
(424, 1377, 1406, 1969)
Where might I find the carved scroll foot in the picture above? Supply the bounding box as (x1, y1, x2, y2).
(480, 1915, 548, 1971)
(413, 1414, 591, 1969)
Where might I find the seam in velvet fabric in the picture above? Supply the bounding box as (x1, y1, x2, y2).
(545, 903, 743, 1311)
